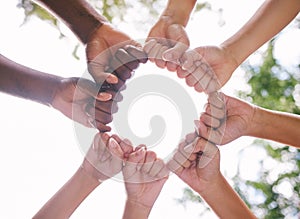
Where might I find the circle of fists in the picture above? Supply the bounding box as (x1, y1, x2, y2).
(77, 29, 230, 183)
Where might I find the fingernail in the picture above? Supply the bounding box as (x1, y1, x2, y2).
(109, 138, 118, 149)
(88, 117, 96, 128)
(184, 143, 194, 153)
(163, 52, 173, 61)
(194, 120, 200, 129)
(98, 92, 112, 101)
(106, 74, 118, 84)
(136, 147, 146, 156)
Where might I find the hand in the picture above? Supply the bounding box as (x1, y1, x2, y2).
(145, 22, 189, 71)
(196, 92, 256, 145)
(122, 145, 169, 210)
(167, 132, 220, 194)
(86, 23, 146, 85)
(51, 77, 113, 132)
(81, 132, 126, 182)
(178, 46, 239, 93)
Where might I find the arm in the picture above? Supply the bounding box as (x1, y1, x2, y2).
(35, 0, 107, 44)
(221, 0, 300, 66)
(167, 133, 256, 219)
(0, 54, 60, 106)
(0, 54, 113, 131)
(248, 105, 300, 147)
(33, 167, 100, 219)
(199, 174, 255, 219)
(33, 133, 125, 218)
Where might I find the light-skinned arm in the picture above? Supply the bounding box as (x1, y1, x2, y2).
(221, 0, 300, 67)
(168, 132, 256, 219)
(177, 0, 300, 93)
(33, 133, 126, 218)
(198, 92, 300, 148)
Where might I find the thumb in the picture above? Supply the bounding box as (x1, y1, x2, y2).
(77, 78, 112, 101)
(163, 24, 189, 62)
(108, 137, 124, 159)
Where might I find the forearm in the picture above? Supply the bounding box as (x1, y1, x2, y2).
(33, 167, 100, 219)
(199, 174, 256, 219)
(161, 0, 197, 26)
(221, 0, 300, 65)
(122, 200, 152, 219)
(249, 106, 300, 148)
(0, 54, 61, 106)
(35, 0, 108, 43)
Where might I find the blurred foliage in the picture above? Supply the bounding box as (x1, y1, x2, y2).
(234, 38, 300, 219)
(17, 0, 209, 59)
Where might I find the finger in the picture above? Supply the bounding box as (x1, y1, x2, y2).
(94, 121, 111, 132)
(110, 58, 133, 81)
(148, 158, 165, 177)
(88, 63, 119, 85)
(86, 104, 113, 124)
(163, 24, 189, 62)
(166, 158, 183, 175)
(96, 132, 110, 161)
(200, 112, 222, 129)
(141, 151, 156, 174)
(195, 73, 215, 94)
(208, 92, 225, 109)
(148, 43, 164, 63)
(200, 126, 225, 145)
(143, 39, 157, 56)
(76, 78, 112, 101)
(172, 150, 192, 168)
(185, 74, 198, 87)
(176, 67, 190, 78)
(111, 136, 134, 158)
(166, 61, 178, 72)
(123, 147, 146, 181)
(181, 50, 201, 72)
(105, 137, 124, 176)
(115, 48, 140, 71)
(204, 103, 226, 121)
(107, 137, 124, 159)
(184, 137, 215, 154)
(92, 132, 102, 151)
(154, 45, 168, 68)
(156, 165, 170, 180)
(106, 90, 123, 102)
(124, 45, 148, 63)
(95, 100, 118, 114)
(197, 143, 219, 168)
(185, 132, 198, 144)
(110, 77, 126, 92)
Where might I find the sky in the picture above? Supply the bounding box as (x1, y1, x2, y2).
(0, 0, 299, 218)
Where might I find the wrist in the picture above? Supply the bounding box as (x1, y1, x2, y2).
(196, 172, 223, 197)
(246, 105, 264, 138)
(78, 165, 102, 187)
(123, 199, 152, 219)
(37, 0, 109, 44)
(161, 0, 196, 26)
